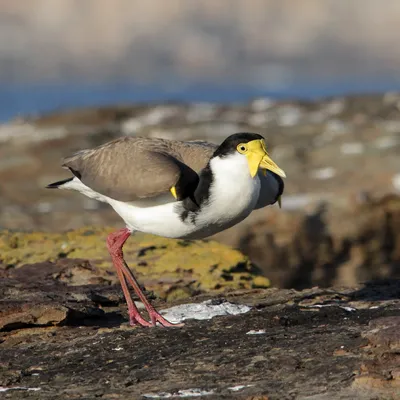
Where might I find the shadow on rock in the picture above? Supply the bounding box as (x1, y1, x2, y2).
(349, 278, 400, 302)
(239, 194, 400, 290)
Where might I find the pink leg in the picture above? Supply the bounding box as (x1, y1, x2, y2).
(119, 257, 184, 327)
(107, 229, 151, 327)
(106, 228, 183, 328)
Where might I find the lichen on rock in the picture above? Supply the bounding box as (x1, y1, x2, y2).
(0, 227, 269, 300)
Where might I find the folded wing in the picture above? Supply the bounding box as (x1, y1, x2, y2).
(62, 137, 216, 202)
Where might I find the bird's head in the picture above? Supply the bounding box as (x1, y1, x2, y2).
(213, 132, 286, 179)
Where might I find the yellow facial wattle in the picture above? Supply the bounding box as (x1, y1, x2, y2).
(238, 139, 286, 179)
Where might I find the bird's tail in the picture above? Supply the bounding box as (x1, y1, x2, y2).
(46, 177, 74, 189)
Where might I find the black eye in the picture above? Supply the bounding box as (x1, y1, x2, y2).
(237, 143, 248, 153)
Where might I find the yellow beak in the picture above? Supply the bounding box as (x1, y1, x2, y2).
(246, 139, 286, 178)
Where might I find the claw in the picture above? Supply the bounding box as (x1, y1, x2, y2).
(150, 312, 185, 328)
(129, 312, 153, 327)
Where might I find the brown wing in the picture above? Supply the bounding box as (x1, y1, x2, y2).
(177, 140, 217, 172)
(62, 136, 216, 202)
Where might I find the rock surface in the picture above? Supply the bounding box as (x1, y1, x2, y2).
(1, 278, 399, 399)
(1, 230, 398, 398)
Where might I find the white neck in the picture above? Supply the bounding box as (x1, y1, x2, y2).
(195, 154, 261, 228)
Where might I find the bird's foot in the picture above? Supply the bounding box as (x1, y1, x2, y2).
(128, 309, 152, 327)
(128, 309, 183, 328)
(149, 310, 185, 328)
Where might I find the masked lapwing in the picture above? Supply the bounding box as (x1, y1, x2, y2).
(47, 132, 286, 327)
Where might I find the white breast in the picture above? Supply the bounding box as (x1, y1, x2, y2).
(183, 154, 261, 238)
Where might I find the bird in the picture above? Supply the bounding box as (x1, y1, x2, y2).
(47, 132, 286, 327)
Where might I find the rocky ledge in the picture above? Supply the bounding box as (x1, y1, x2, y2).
(0, 227, 268, 317)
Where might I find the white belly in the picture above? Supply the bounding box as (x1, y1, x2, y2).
(108, 173, 261, 239)
(109, 200, 193, 238)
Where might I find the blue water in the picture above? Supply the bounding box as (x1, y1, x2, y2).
(1, 77, 400, 122)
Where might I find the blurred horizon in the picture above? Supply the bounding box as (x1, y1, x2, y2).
(1, 0, 400, 121)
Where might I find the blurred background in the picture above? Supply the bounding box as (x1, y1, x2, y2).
(0, 0, 399, 289)
(1, 0, 400, 120)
